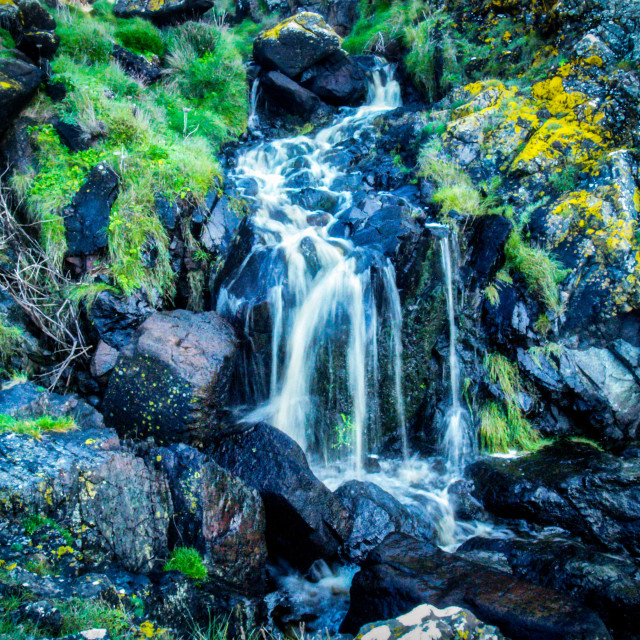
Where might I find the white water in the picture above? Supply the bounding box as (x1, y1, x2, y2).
(247, 76, 261, 133)
(218, 64, 405, 475)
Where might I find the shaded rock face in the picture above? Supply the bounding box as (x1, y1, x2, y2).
(0, 59, 44, 135)
(335, 480, 435, 563)
(300, 51, 368, 106)
(200, 195, 241, 255)
(0, 0, 59, 61)
(112, 45, 162, 84)
(209, 422, 353, 569)
(261, 70, 326, 118)
(355, 603, 506, 640)
(64, 164, 119, 258)
(0, 427, 171, 573)
(113, 0, 214, 25)
(342, 533, 610, 640)
(145, 443, 268, 589)
(103, 310, 238, 446)
(467, 442, 640, 556)
(254, 13, 341, 79)
(458, 536, 640, 638)
(0, 381, 104, 431)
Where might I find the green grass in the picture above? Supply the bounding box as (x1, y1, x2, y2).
(550, 164, 580, 193)
(57, 11, 115, 63)
(23, 514, 74, 545)
(505, 230, 568, 314)
(342, 0, 408, 54)
(115, 17, 165, 57)
(0, 414, 77, 439)
(164, 547, 207, 581)
(0, 319, 22, 371)
(481, 352, 539, 453)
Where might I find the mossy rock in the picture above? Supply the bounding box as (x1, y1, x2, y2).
(253, 12, 341, 78)
(113, 0, 214, 25)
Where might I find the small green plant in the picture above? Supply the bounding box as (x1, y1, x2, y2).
(0, 318, 22, 371)
(115, 18, 165, 56)
(25, 557, 54, 576)
(57, 598, 130, 637)
(164, 547, 207, 581)
(23, 514, 74, 545)
(333, 413, 354, 449)
(550, 164, 580, 193)
(0, 414, 77, 439)
(484, 283, 500, 306)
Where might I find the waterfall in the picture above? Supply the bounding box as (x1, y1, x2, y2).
(437, 233, 473, 471)
(217, 64, 406, 474)
(247, 77, 261, 133)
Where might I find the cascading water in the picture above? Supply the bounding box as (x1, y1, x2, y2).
(247, 77, 261, 133)
(438, 232, 474, 472)
(217, 64, 405, 476)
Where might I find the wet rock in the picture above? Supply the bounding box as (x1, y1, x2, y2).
(326, 0, 359, 36)
(335, 480, 436, 562)
(17, 600, 63, 634)
(0, 427, 171, 573)
(112, 45, 162, 84)
(146, 443, 268, 588)
(462, 215, 512, 289)
(355, 603, 506, 640)
(200, 195, 241, 254)
(342, 533, 610, 640)
(0, 58, 44, 135)
(113, 0, 214, 24)
(63, 164, 119, 257)
(88, 289, 154, 351)
(262, 70, 326, 118)
(468, 441, 640, 556)
(209, 422, 353, 569)
(300, 51, 368, 106)
(104, 310, 237, 446)
(0, 381, 104, 431)
(254, 12, 341, 79)
(459, 536, 640, 638)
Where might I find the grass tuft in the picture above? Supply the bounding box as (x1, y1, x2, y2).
(0, 414, 77, 439)
(115, 18, 165, 57)
(164, 547, 207, 581)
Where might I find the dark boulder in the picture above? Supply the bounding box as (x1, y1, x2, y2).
(326, 0, 359, 36)
(209, 422, 353, 569)
(467, 441, 640, 556)
(88, 289, 154, 351)
(335, 480, 436, 562)
(103, 310, 238, 446)
(0, 0, 59, 61)
(146, 443, 268, 589)
(300, 51, 367, 106)
(341, 533, 610, 640)
(112, 45, 162, 84)
(461, 214, 512, 289)
(253, 12, 341, 78)
(113, 0, 214, 25)
(0, 58, 44, 135)
(0, 427, 171, 573)
(459, 536, 640, 638)
(262, 70, 326, 118)
(63, 163, 119, 257)
(17, 601, 63, 635)
(52, 118, 91, 152)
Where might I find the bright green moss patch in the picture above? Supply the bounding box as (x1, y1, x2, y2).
(0, 414, 77, 439)
(164, 546, 207, 580)
(23, 514, 74, 545)
(115, 17, 165, 56)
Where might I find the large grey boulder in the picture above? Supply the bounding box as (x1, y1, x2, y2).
(113, 0, 213, 24)
(253, 12, 341, 79)
(103, 310, 238, 446)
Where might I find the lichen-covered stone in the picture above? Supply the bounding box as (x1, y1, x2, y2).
(113, 0, 214, 25)
(253, 12, 341, 78)
(146, 443, 268, 588)
(0, 58, 44, 135)
(103, 310, 238, 446)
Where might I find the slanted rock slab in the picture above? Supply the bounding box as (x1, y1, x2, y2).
(103, 310, 238, 446)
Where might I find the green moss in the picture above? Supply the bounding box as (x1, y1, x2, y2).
(549, 163, 580, 193)
(0, 414, 77, 439)
(23, 514, 74, 546)
(505, 230, 568, 314)
(0, 319, 22, 373)
(164, 546, 207, 580)
(115, 17, 165, 56)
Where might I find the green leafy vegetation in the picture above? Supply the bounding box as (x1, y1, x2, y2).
(0, 414, 77, 439)
(504, 230, 568, 314)
(23, 514, 74, 545)
(164, 547, 207, 580)
(115, 17, 165, 56)
(333, 413, 355, 449)
(0, 319, 22, 373)
(550, 164, 580, 193)
(481, 353, 539, 453)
